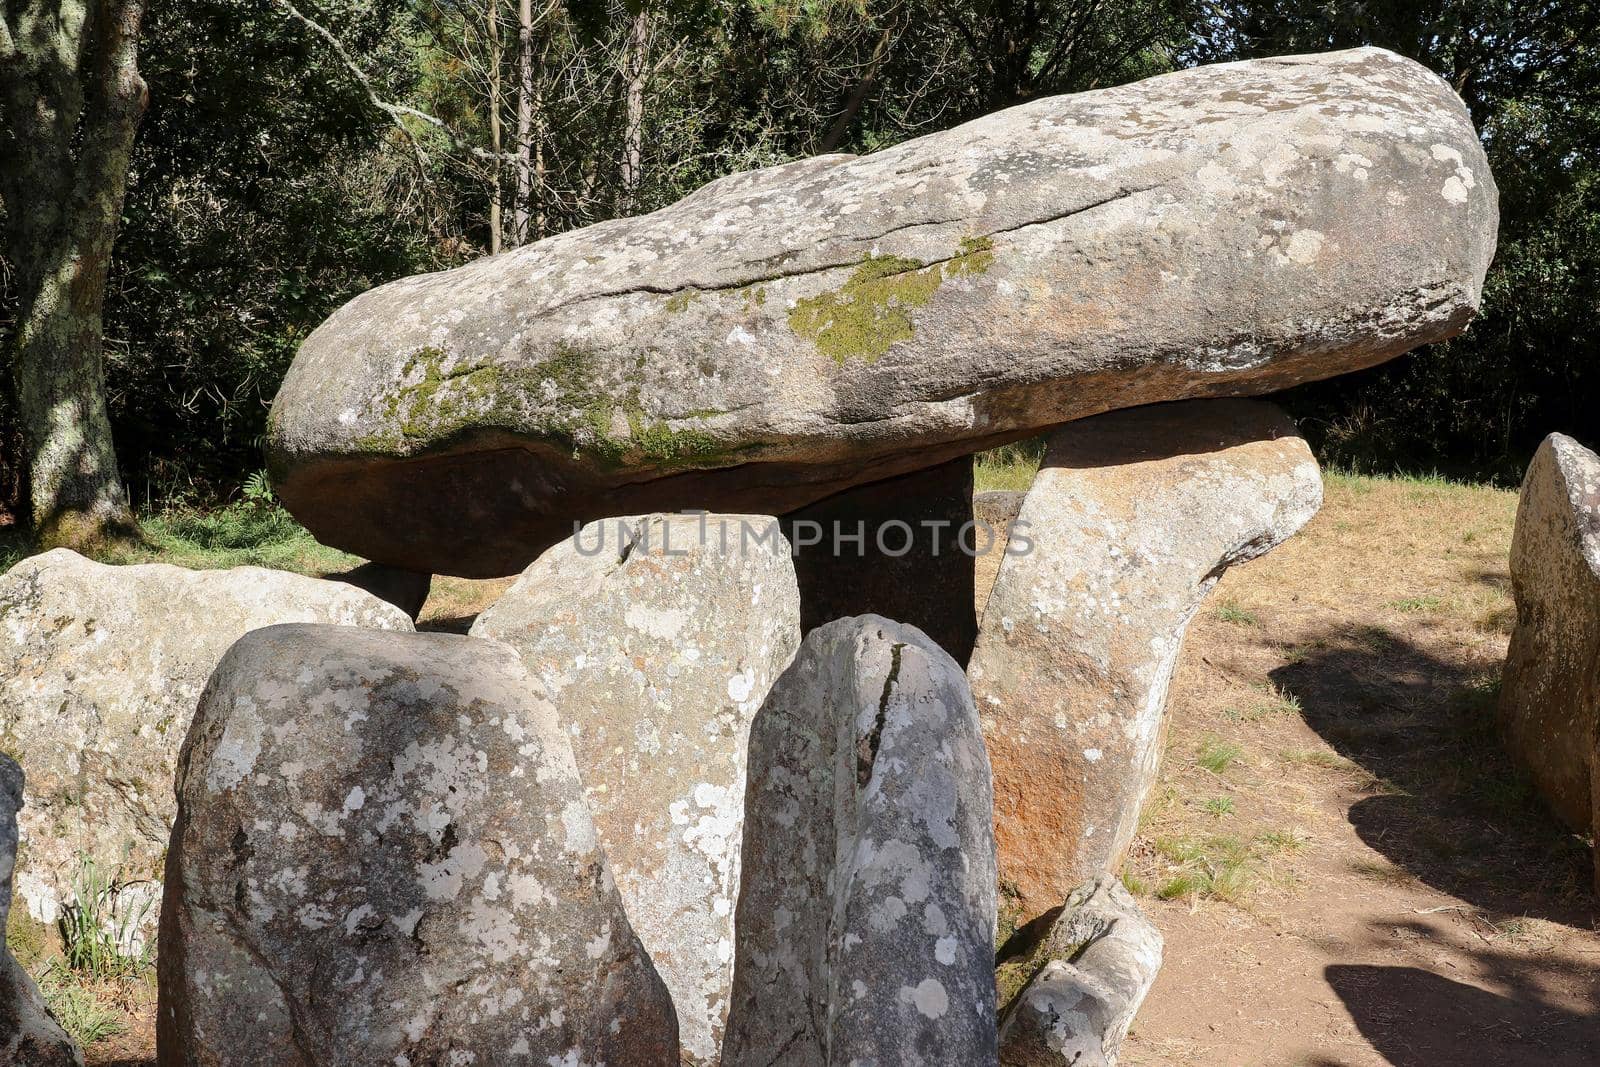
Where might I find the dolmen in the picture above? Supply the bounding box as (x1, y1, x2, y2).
(1, 45, 1502, 1067)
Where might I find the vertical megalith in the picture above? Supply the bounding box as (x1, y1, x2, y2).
(725, 615, 998, 1066)
(157, 624, 678, 1066)
(471, 513, 801, 1062)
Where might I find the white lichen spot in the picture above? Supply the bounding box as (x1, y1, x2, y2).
(901, 977, 949, 1019)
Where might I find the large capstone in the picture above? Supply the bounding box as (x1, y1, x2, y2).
(723, 615, 998, 1066)
(968, 401, 1321, 924)
(470, 513, 801, 1063)
(0, 549, 412, 938)
(1498, 433, 1600, 892)
(0, 756, 82, 1067)
(156, 625, 678, 1066)
(267, 47, 1495, 577)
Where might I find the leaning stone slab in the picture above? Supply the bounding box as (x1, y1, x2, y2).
(969, 400, 1321, 924)
(0, 549, 412, 938)
(156, 624, 678, 1066)
(470, 513, 800, 1063)
(997, 877, 1163, 1067)
(0, 756, 82, 1067)
(267, 47, 1495, 577)
(1498, 433, 1600, 891)
(724, 615, 998, 1066)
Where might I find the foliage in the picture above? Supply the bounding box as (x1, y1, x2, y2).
(57, 855, 153, 980)
(1195, 1, 1600, 477)
(3, 0, 1595, 514)
(37, 970, 127, 1047)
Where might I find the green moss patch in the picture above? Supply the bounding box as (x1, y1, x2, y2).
(788, 237, 996, 365)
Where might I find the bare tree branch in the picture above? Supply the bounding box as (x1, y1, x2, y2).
(274, 0, 520, 173)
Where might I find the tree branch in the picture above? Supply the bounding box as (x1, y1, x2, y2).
(274, 0, 520, 175)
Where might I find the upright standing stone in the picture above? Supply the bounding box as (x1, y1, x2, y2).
(157, 625, 678, 1066)
(0, 549, 413, 939)
(783, 458, 978, 663)
(969, 401, 1321, 923)
(470, 513, 801, 1063)
(998, 877, 1164, 1067)
(1498, 433, 1600, 891)
(0, 756, 81, 1067)
(725, 616, 999, 1067)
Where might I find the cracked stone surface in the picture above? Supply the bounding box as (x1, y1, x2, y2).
(156, 624, 678, 1066)
(0, 755, 82, 1067)
(267, 47, 1496, 577)
(998, 877, 1163, 1066)
(470, 513, 801, 1063)
(1498, 433, 1600, 892)
(968, 400, 1322, 924)
(724, 615, 998, 1066)
(0, 549, 413, 943)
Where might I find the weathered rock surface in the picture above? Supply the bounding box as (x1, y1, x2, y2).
(1498, 432, 1600, 890)
(969, 400, 1321, 923)
(724, 615, 998, 1066)
(783, 457, 979, 664)
(973, 490, 1026, 534)
(0, 549, 413, 935)
(469, 513, 800, 1063)
(997, 877, 1163, 1067)
(334, 561, 432, 620)
(157, 624, 678, 1066)
(268, 47, 1496, 577)
(0, 757, 82, 1067)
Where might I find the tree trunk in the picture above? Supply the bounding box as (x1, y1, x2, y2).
(487, 0, 503, 254)
(511, 0, 535, 246)
(618, 9, 649, 214)
(1, 0, 148, 550)
(820, 24, 893, 153)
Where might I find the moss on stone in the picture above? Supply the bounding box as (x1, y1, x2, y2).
(787, 238, 997, 365)
(665, 289, 700, 313)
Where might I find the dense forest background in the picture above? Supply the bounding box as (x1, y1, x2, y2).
(2, 0, 1596, 515)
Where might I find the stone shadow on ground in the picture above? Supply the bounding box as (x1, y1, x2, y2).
(1322, 962, 1600, 1066)
(1268, 623, 1596, 926)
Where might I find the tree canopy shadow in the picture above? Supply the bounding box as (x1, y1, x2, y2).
(1324, 959, 1600, 1066)
(1269, 623, 1595, 926)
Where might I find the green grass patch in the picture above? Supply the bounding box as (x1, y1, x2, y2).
(974, 438, 1045, 492)
(1202, 795, 1236, 818)
(1225, 683, 1303, 723)
(1391, 594, 1445, 613)
(1214, 599, 1260, 627)
(38, 970, 125, 1047)
(1196, 735, 1244, 774)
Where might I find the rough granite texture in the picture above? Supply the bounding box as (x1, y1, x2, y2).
(1497, 433, 1600, 891)
(0, 549, 413, 942)
(267, 47, 1496, 577)
(156, 625, 678, 1065)
(0, 756, 83, 1067)
(783, 457, 979, 664)
(724, 615, 999, 1066)
(968, 401, 1322, 924)
(470, 513, 801, 1063)
(998, 877, 1164, 1066)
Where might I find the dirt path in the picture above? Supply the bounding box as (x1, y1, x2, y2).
(1105, 474, 1600, 1066)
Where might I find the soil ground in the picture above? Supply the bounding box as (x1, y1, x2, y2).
(67, 470, 1600, 1065)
